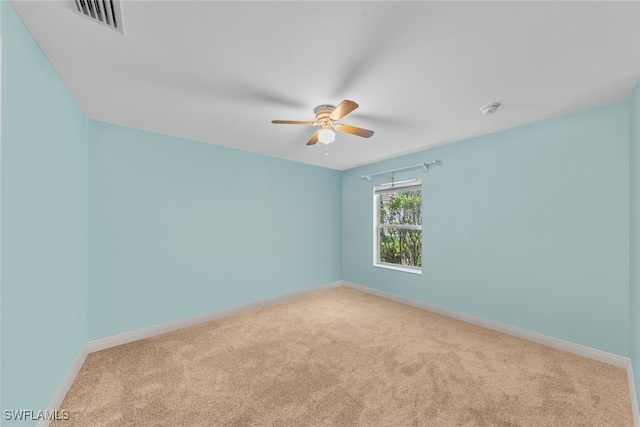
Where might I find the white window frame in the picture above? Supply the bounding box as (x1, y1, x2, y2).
(373, 179, 422, 275)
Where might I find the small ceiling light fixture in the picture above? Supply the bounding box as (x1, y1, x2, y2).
(480, 102, 501, 115)
(318, 129, 336, 144)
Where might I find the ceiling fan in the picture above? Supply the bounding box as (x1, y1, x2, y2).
(272, 100, 374, 146)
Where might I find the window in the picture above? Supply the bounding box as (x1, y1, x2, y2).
(373, 179, 422, 274)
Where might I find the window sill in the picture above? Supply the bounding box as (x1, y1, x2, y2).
(374, 263, 422, 275)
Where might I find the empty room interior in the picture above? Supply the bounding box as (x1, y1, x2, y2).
(2, 1, 640, 426)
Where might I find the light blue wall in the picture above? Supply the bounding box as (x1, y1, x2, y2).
(88, 121, 342, 340)
(1, 3, 88, 425)
(343, 102, 630, 356)
(630, 78, 640, 409)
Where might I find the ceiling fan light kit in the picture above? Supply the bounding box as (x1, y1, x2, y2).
(272, 99, 375, 149)
(318, 129, 336, 144)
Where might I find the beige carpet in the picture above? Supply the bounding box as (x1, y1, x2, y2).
(53, 287, 633, 426)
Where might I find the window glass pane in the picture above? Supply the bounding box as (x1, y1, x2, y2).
(378, 189, 422, 226)
(378, 228, 422, 268)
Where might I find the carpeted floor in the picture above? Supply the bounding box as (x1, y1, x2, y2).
(53, 286, 633, 426)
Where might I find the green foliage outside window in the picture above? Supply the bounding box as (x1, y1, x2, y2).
(378, 189, 422, 267)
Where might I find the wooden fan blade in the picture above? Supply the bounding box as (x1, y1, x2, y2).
(335, 124, 374, 138)
(329, 100, 359, 121)
(272, 120, 317, 125)
(306, 130, 320, 146)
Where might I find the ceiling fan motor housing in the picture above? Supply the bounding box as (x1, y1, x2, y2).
(314, 105, 336, 122)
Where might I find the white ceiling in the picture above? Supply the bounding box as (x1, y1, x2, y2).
(11, 1, 640, 170)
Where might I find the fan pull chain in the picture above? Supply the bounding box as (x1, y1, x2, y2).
(325, 145, 328, 156)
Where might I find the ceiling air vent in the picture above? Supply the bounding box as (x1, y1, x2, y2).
(73, 0, 124, 34)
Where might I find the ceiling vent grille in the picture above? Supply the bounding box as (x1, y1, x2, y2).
(73, 0, 124, 34)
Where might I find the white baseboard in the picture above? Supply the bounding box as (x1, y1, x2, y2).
(343, 281, 630, 369)
(87, 281, 342, 353)
(628, 361, 640, 427)
(345, 280, 640, 422)
(36, 343, 88, 427)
